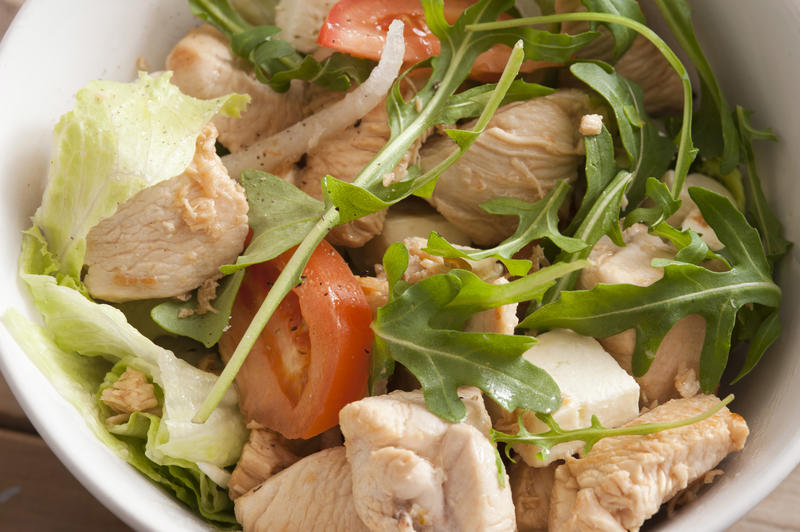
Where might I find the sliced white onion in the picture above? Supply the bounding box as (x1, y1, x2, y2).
(222, 19, 406, 179)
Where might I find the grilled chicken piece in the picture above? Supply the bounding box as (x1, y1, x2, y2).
(339, 388, 516, 532)
(165, 25, 305, 153)
(578, 224, 704, 406)
(422, 90, 595, 245)
(509, 461, 557, 532)
(294, 102, 419, 247)
(228, 428, 302, 500)
(555, 0, 683, 116)
(549, 394, 748, 532)
(357, 236, 517, 334)
(235, 447, 369, 532)
(84, 124, 249, 302)
(100, 367, 159, 424)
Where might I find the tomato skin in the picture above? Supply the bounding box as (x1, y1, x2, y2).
(317, 0, 553, 79)
(219, 241, 373, 439)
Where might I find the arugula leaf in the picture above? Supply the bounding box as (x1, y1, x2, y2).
(735, 106, 790, 264)
(423, 180, 585, 276)
(521, 189, 781, 391)
(150, 270, 244, 348)
(438, 80, 555, 124)
(731, 310, 781, 384)
(581, 0, 645, 59)
(570, 62, 674, 208)
(189, 0, 373, 92)
(373, 262, 596, 422)
(540, 170, 633, 306)
(624, 177, 681, 227)
(653, 0, 739, 174)
(565, 124, 616, 235)
(493, 393, 734, 462)
(221, 170, 324, 274)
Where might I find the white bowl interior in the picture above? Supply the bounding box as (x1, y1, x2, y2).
(0, 1, 797, 531)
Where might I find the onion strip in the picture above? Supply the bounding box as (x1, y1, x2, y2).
(222, 19, 406, 179)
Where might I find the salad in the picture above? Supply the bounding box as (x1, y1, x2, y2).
(2, 0, 788, 530)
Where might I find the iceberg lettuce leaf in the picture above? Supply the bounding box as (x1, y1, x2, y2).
(18, 245, 247, 467)
(1, 313, 238, 526)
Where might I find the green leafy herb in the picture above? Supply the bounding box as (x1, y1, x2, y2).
(565, 124, 616, 235)
(521, 189, 781, 391)
(569, 62, 674, 208)
(424, 180, 585, 276)
(438, 80, 555, 124)
(580, 0, 645, 59)
(654, 0, 739, 174)
(540, 170, 633, 306)
(189, 0, 373, 92)
(731, 310, 781, 384)
(221, 170, 324, 274)
(372, 254, 588, 422)
(735, 106, 790, 264)
(493, 393, 734, 462)
(150, 270, 245, 348)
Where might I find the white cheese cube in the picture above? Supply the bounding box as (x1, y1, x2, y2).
(512, 329, 640, 466)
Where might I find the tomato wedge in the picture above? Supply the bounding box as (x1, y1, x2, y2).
(317, 0, 553, 79)
(219, 240, 373, 439)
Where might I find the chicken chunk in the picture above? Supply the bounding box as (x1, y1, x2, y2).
(100, 367, 159, 424)
(555, 0, 683, 116)
(509, 461, 557, 532)
(293, 102, 419, 247)
(228, 428, 302, 500)
(578, 224, 704, 406)
(235, 447, 369, 532)
(422, 90, 596, 245)
(548, 394, 748, 532)
(339, 388, 516, 532)
(84, 124, 249, 302)
(166, 25, 305, 153)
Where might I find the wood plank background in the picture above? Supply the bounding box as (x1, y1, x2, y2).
(0, 1, 797, 530)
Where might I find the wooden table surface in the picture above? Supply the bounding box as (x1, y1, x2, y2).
(0, 1, 798, 531)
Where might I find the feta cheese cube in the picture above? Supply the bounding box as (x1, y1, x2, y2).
(507, 329, 640, 466)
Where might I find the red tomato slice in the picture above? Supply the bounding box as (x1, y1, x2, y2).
(317, 0, 554, 79)
(219, 240, 373, 439)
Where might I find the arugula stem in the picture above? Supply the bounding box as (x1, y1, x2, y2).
(192, 206, 340, 423)
(466, 13, 694, 200)
(190, 0, 250, 34)
(494, 394, 734, 457)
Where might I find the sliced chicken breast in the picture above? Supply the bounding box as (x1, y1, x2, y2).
(235, 446, 369, 532)
(84, 124, 249, 302)
(549, 394, 748, 532)
(166, 25, 306, 154)
(422, 90, 595, 245)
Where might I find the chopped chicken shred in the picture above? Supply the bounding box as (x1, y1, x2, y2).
(100, 367, 159, 424)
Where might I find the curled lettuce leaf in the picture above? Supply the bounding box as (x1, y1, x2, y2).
(18, 253, 247, 467)
(33, 71, 249, 285)
(2, 312, 238, 526)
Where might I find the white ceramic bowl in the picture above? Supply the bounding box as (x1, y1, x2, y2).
(0, 1, 797, 531)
